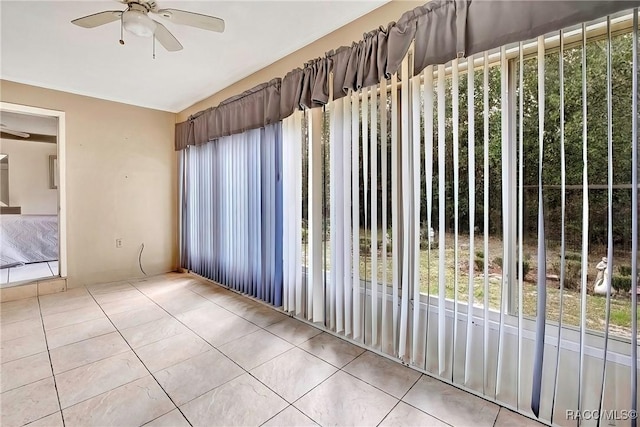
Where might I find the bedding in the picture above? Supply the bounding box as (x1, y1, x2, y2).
(0, 215, 58, 268)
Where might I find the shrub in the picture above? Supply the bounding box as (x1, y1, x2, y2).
(549, 261, 561, 276)
(520, 259, 531, 278)
(564, 252, 582, 262)
(419, 240, 438, 250)
(474, 250, 485, 271)
(618, 265, 632, 276)
(612, 275, 633, 293)
(359, 236, 371, 256)
(485, 255, 529, 278)
(359, 242, 371, 256)
(420, 227, 433, 242)
(564, 260, 582, 290)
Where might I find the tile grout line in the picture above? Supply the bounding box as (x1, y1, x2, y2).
(3, 262, 55, 287)
(257, 404, 300, 427)
(0, 353, 51, 394)
(9, 275, 528, 427)
(35, 293, 66, 427)
(29, 277, 494, 427)
(129, 279, 300, 365)
(51, 345, 131, 376)
(127, 278, 339, 424)
(127, 278, 301, 418)
(156, 276, 409, 425)
(376, 401, 403, 427)
(88, 276, 505, 427)
(84, 286, 195, 427)
(389, 375, 455, 427)
(189, 276, 466, 426)
(189, 275, 511, 426)
(123, 278, 303, 422)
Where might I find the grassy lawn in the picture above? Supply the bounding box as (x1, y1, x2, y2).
(312, 232, 639, 339)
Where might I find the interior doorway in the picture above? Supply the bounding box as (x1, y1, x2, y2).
(0, 103, 66, 287)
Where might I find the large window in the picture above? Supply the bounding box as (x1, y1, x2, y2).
(278, 13, 638, 423)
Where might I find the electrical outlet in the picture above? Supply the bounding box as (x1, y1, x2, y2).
(116, 238, 123, 248)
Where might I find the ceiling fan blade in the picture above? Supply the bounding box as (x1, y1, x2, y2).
(72, 11, 122, 28)
(153, 21, 183, 52)
(156, 9, 225, 33)
(0, 128, 30, 138)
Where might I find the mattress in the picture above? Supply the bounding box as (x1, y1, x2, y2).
(0, 215, 58, 268)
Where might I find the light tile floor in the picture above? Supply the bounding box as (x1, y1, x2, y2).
(0, 273, 543, 427)
(1, 261, 59, 287)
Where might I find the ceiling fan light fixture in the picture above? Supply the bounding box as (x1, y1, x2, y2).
(122, 10, 156, 38)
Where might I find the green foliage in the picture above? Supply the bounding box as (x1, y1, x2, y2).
(359, 236, 371, 256)
(474, 250, 485, 271)
(308, 33, 635, 255)
(618, 265, 632, 276)
(612, 275, 633, 293)
(564, 252, 582, 262)
(419, 228, 437, 250)
(520, 259, 531, 279)
(359, 243, 371, 256)
(564, 260, 582, 291)
(488, 255, 529, 278)
(610, 308, 632, 328)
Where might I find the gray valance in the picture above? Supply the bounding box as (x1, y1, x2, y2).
(175, 120, 194, 150)
(299, 58, 330, 109)
(326, 24, 392, 101)
(465, 0, 640, 58)
(412, 0, 467, 75)
(176, 0, 640, 150)
(281, 68, 304, 118)
(206, 78, 282, 141)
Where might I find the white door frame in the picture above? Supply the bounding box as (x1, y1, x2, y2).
(0, 102, 67, 278)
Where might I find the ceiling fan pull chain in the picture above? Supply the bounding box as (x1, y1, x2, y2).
(119, 13, 125, 45)
(152, 36, 156, 59)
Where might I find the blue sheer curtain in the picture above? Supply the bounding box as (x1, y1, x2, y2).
(182, 123, 283, 306)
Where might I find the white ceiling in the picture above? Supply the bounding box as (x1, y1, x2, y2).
(1, 1, 388, 113)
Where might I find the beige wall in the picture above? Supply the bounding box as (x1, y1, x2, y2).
(1, 80, 178, 287)
(1, 139, 58, 215)
(178, 0, 423, 121)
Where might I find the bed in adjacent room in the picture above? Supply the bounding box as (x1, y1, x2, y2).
(0, 214, 58, 268)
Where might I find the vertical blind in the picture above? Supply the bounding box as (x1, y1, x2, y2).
(181, 8, 639, 426)
(277, 10, 639, 425)
(182, 123, 283, 306)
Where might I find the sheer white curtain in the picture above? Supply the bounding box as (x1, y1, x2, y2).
(182, 123, 283, 306)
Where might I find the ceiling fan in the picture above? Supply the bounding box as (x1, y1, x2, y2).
(0, 124, 29, 139)
(71, 0, 225, 53)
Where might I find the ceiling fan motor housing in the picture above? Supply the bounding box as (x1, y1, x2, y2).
(122, 9, 156, 37)
(123, 1, 158, 13)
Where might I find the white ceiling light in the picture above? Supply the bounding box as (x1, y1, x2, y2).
(122, 10, 156, 38)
